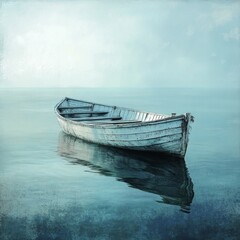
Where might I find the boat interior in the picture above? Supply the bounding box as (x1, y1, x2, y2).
(57, 98, 170, 124)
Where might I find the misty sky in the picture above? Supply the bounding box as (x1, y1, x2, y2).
(0, 0, 239, 88)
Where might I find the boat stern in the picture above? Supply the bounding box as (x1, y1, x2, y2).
(180, 113, 194, 157)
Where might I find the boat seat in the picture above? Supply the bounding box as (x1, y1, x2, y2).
(69, 116, 122, 121)
(58, 106, 92, 110)
(60, 111, 109, 115)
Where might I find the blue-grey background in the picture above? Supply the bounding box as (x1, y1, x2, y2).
(0, 88, 239, 240)
(0, 0, 240, 239)
(0, 1, 239, 89)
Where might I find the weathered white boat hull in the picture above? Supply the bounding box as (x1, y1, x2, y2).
(56, 97, 191, 157)
(58, 118, 183, 151)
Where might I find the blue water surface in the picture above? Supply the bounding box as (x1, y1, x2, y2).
(0, 88, 239, 240)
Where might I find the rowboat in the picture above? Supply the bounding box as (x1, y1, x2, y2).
(58, 133, 194, 212)
(55, 97, 194, 157)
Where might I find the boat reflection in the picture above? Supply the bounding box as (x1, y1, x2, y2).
(58, 132, 194, 213)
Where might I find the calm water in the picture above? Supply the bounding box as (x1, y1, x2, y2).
(0, 88, 239, 240)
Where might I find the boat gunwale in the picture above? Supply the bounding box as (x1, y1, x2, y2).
(54, 97, 187, 129)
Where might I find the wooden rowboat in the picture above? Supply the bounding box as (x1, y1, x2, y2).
(55, 97, 194, 157)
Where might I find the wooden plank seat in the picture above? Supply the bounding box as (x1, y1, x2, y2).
(69, 116, 122, 121)
(58, 106, 92, 110)
(60, 111, 109, 115)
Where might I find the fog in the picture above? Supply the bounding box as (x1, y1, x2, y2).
(0, 0, 239, 88)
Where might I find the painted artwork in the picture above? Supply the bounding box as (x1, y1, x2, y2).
(0, 1, 239, 239)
